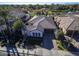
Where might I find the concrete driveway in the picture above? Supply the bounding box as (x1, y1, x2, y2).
(42, 32, 55, 50)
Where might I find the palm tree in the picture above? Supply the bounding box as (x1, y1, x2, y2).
(12, 19, 24, 44)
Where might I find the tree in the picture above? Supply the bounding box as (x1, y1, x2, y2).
(12, 20, 23, 30)
(11, 20, 24, 44)
(48, 10, 53, 16)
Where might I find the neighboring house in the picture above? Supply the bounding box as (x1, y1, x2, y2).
(55, 16, 79, 35)
(22, 15, 57, 38)
(9, 8, 30, 22)
(54, 16, 68, 25)
(67, 12, 79, 16)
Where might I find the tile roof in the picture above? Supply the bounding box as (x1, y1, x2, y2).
(57, 16, 79, 31)
(39, 17, 57, 29)
(59, 17, 74, 30)
(9, 8, 26, 18)
(67, 16, 79, 31)
(26, 16, 57, 32)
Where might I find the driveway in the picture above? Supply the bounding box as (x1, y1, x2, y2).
(42, 32, 55, 50)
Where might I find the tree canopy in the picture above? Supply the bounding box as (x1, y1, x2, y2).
(12, 20, 23, 30)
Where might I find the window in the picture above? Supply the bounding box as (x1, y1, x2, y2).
(32, 33, 35, 36)
(38, 33, 40, 37)
(32, 32, 41, 37)
(36, 33, 40, 37)
(32, 33, 37, 37)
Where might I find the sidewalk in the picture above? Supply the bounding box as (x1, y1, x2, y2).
(0, 46, 78, 56)
(0, 46, 37, 56)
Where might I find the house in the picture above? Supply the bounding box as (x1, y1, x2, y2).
(54, 15, 68, 25)
(55, 15, 79, 35)
(67, 12, 79, 16)
(9, 8, 30, 22)
(22, 15, 57, 38)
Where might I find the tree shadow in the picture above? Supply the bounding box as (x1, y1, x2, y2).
(62, 36, 79, 56)
(68, 44, 79, 56)
(6, 44, 19, 56)
(67, 32, 79, 42)
(72, 34, 79, 42)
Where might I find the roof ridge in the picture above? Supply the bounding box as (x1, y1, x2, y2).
(34, 17, 45, 30)
(28, 15, 38, 23)
(33, 17, 45, 25)
(46, 17, 53, 24)
(66, 18, 75, 30)
(46, 17, 56, 27)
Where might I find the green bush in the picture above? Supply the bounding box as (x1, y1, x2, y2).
(56, 30, 64, 39)
(56, 40, 66, 50)
(58, 45, 65, 50)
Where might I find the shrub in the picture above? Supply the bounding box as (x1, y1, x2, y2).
(56, 30, 64, 40)
(58, 45, 65, 50)
(56, 40, 66, 50)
